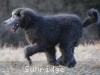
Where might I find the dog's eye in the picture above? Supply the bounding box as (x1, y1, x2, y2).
(15, 13, 21, 17)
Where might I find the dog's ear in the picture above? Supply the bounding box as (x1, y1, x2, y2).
(20, 10, 31, 21)
(19, 10, 31, 29)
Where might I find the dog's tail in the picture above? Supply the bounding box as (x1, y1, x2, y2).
(83, 8, 100, 27)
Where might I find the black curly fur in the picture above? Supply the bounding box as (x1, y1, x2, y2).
(7, 8, 99, 68)
(83, 8, 100, 27)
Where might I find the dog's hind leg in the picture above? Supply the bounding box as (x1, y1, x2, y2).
(57, 42, 76, 68)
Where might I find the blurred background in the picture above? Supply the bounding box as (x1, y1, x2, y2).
(0, 0, 100, 47)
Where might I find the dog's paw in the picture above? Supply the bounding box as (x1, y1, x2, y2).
(67, 57, 77, 68)
(49, 61, 59, 66)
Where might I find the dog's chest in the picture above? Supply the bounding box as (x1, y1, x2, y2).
(25, 30, 38, 44)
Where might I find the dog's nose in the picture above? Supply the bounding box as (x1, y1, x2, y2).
(4, 21, 7, 24)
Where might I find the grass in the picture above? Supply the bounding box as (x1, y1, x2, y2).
(0, 43, 100, 75)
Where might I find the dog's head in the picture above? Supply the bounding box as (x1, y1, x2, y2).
(4, 8, 36, 32)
